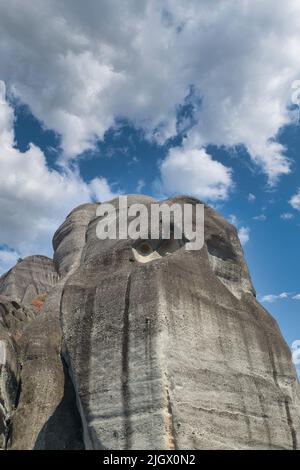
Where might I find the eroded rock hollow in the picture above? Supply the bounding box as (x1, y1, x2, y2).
(0, 195, 299, 450)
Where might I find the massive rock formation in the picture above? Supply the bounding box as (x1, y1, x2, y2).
(0, 195, 299, 450)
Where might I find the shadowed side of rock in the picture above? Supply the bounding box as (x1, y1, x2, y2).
(7, 204, 97, 449)
(0, 207, 96, 449)
(0, 297, 25, 449)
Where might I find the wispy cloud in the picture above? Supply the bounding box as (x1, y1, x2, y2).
(248, 193, 256, 203)
(238, 227, 250, 246)
(136, 179, 146, 193)
(253, 214, 267, 221)
(280, 212, 294, 220)
(228, 214, 239, 226)
(227, 216, 250, 246)
(291, 341, 300, 380)
(261, 292, 289, 303)
(260, 292, 300, 302)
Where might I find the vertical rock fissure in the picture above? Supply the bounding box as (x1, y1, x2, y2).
(60, 286, 94, 449)
(156, 272, 177, 450)
(0, 401, 10, 450)
(4, 417, 11, 450)
(0, 366, 22, 450)
(284, 396, 297, 450)
(14, 366, 22, 411)
(60, 351, 92, 449)
(165, 384, 177, 450)
(121, 272, 133, 449)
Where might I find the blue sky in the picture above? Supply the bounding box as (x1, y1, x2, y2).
(0, 1, 299, 374)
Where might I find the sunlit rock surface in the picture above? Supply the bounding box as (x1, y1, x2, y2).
(0, 195, 299, 449)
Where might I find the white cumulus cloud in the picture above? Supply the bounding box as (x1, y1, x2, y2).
(160, 147, 232, 200)
(0, 0, 299, 183)
(0, 81, 117, 273)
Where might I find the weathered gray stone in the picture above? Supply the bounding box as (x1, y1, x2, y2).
(0, 255, 58, 306)
(53, 203, 97, 277)
(1, 195, 299, 450)
(8, 310, 84, 450)
(7, 204, 97, 450)
(60, 195, 300, 450)
(0, 296, 33, 449)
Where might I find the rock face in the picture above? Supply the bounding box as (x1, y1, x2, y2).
(0, 256, 58, 306)
(0, 256, 83, 450)
(0, 254, 59, 449)
(0, 195, 299, 450)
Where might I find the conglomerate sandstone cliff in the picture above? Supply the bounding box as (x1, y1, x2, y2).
(0, 195, 299, 450)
